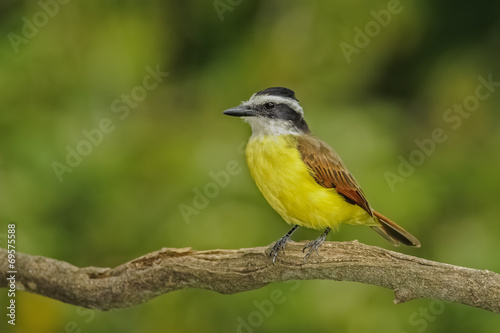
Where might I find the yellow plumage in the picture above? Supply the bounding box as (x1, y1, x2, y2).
(246, 134, 375, 230)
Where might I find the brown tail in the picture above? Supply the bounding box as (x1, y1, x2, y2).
(371, 211, 421, 247)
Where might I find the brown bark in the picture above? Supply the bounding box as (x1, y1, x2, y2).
(1, 241, 499, 312)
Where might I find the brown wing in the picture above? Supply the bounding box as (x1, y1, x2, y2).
(297, 134, 373, 216)
(297, 135, 420, 247)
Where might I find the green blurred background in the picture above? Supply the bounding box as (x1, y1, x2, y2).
(1, 0, 500, 332)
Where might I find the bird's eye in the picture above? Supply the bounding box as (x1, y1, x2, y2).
(264, 102, 275, 109)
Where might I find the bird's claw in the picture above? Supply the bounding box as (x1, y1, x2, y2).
(302, 234, 327, 260)
(269, 235, 291, 264)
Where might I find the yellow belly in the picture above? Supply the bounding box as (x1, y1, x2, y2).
(246, 134, 373, 230)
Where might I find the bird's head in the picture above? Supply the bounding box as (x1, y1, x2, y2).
(223, 87, 310, 136)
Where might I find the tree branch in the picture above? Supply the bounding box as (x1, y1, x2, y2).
(1, 241, 499, 312)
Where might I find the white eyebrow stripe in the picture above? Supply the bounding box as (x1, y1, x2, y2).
(242, 95, 304, 116)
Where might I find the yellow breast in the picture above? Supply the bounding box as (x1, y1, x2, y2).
(246, 134, 371, 230)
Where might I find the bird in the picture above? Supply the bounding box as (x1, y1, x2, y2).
(223, 87, 420, 263)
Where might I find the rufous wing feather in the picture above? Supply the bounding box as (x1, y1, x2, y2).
(297, 135, 372, 214)
(297, 135, 420, 247)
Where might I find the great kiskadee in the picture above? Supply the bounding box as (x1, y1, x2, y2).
(223, 87, 420, 262)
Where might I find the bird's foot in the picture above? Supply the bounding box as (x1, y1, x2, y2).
(302, 227, 330, 260)
(269, 235, 291, 264)
(269, 225, 299, 264)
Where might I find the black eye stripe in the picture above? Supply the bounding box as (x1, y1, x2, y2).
(264, 102, 275, 109)
(256, 101, 310, 133)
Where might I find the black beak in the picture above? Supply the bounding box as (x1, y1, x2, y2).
(223, 105, 256, 117)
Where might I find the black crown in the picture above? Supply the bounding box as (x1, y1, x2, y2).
(255, 87, 298, 101)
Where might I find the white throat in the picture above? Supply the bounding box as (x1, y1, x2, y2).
(244, 117, 302, 137)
